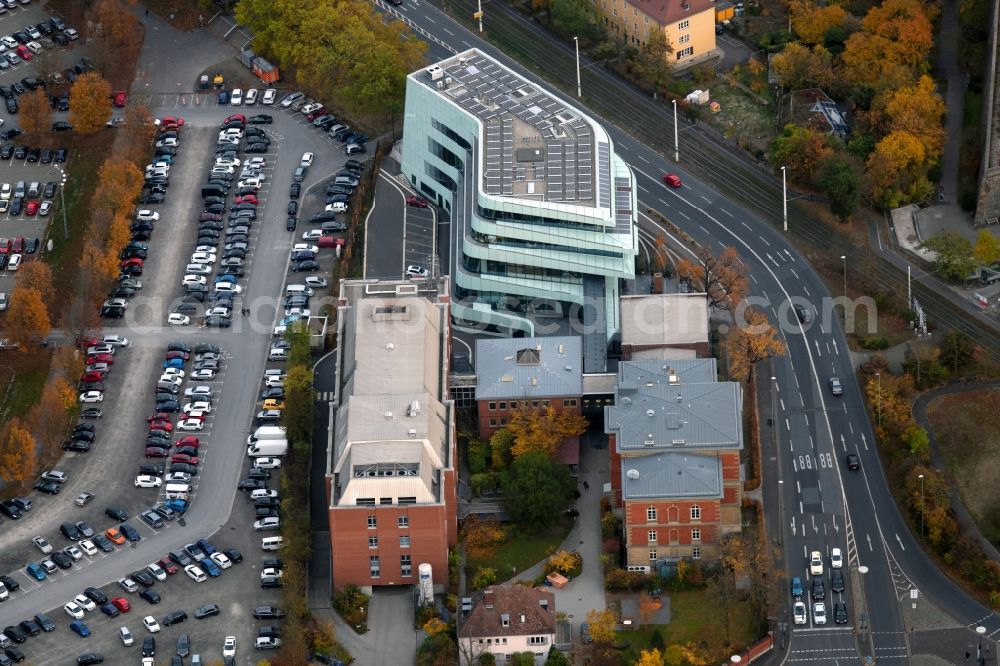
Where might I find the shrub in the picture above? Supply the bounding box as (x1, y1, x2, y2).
(472, 567, 497, 589)
(861, 335, 889, 350)
(468, 438, 491, 474)
(604, 569, 650, 591)
(470, 472, 499, 497)
(602, 538, 620, 555)
(545, 550, 583, 577)
(601, 512, 620, 539)
(333, 584, 370, 628)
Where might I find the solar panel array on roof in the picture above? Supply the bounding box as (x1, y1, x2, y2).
(614, 176, 633, 234)
(432, 52, 604, 207)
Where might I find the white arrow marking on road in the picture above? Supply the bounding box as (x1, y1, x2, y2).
(785, 248, 796, 261)
(767, 253, 779, 267)
(848, 422, 854, 434)
(840, 434, 846, 452)
(833, 339, 839, 355)
(790, 268, 799, 279)
(832, 515, 839, 533)
(814, 339, 822, 356)
(861, 433, 868, 451)
(867, 534, 873, 551)
(896, 534, 905, 550)
(812, 516, 818, 533)
(791, 516, 796, 533)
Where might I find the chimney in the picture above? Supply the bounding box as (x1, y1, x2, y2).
(520, 614, 526, 623)
(484, 587, 495, 609)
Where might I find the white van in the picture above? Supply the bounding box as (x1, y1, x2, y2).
(165, 483, 190, 500)
(285, 284, 314, 296)
(261, 536, 284, 551)
(268, 348, 288, 361)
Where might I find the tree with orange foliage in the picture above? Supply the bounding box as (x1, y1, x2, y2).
(52, 377, 77, 412)
(15, 261, 54, 304)
(92, 0, 142, 73)
(675, 245, 749, 311)
(69, 72, 113, 134)
(507, 406, 588, 460)
(53, 346, 85, 383)
(882, 75, 946, 159)
(6, 287, 51, 350)
(725, 307, 786, 381)
(27, 382, 70, 451)
(652, 232, 669, 274)
(865, 131, 935, 208)
(0, 419, 36, 482)
(422, 617, 449, 637)
(94, 159, 144, 217)
(790, 1, 848, 45)
(462, 516, 507, 560)
(122, 103, 157, 165)
(769, 124, 834, 186)
(18, 89, 51, 136)
(770, 42, 834, 90)
(104, 212, 132, 271)
(860, 0, 936, 67)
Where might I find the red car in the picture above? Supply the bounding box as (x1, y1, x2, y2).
(113, 91, 127, 108)
(149, 420, 173, 432)
(120, 257, 143, 269)
(662, 173, 682, 188)
(25, 201, 39, 216)
(0, 238, 10, 254)
(234, 194, 258, 205)
(145, 447, 169, 458)
(161, 116, 185, 126)
(111, 597, 131, 612)
(175, 436, 199, 448)
(305, 107, 325, 121)
(317, 236, 344, 248)
(81, 371, 105, 383)
(87, 353, 114, 365)
(171, 453, 198, 465)
(405, 195, 428, 208)
(15, 45, 31, 61)
(164, 350, 189, 361)
(147, 413, 171, 423)
(77, 335, 100, 348)
(224, 114, 246, 124)
(157, 558, 179, 575)
(11, 237, 23, 252)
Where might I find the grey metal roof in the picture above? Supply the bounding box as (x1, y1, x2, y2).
(605, 381, 742, 452)
(617, 359, 718, 388)
(475, 336, 583, 400)
(621, 453, 723, 500)
(419, 50, 602, 207)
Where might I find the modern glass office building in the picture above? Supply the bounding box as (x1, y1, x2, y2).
(401, 49, 638, 343)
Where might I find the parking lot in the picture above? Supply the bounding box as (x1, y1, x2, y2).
(364, 165, 438, 280)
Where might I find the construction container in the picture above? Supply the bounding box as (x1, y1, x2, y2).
(253, 58, 280, 84)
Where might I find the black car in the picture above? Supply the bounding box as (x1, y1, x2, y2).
(51, 552, 73, 569)
(155, 401, 181, 413)
(92, 534, 115, 552)
(140, 192, 165, 205)
(52, 121, 73, 131)
(291, 259, 320, 272)
(194, 604, 220, 619)
(204, 316, 231, 329)
(5, 646, 24, 663)
(25, 238, 38, 254)
(286, 200, 298, 216)
(84, 587, 108, 605)
(32, 613, 55, 632)
(170, 462, 198, 476)
(811, 577, 825, 600)
(0, 502, 20, 519)
(253, 606, 285, 620)
(163, 610, 187, 626)
(63, 440, 91, 453)
(4, 98, 17, 115)
(76, 654, 104, 666)
(289, 183, 300, 199)
(261, 576, 282, 589)
(142, 636, 155, 657)
(39, 148, 52, 163)
(249, 114, 273, 124)
(2, 626, 25, 643)
(846, 454, 860, 470)
(61, 521, 82, 540)
(54, 148, 67, 162)
(830, 568, 845, 593)
(223, 547, 243, 564)
(16, 620, 39, 637)
(0, 143, 12, 159)
(168, 550, 193, 567)
(139, 589, 161, 604)
(0, 128, 22, 141)
(238, 478, 266, 491)
(120, 523, 141, 542)
(286, 216, 297, 231)
(131, 570, 154, 587)
(0, 576, 19, 592)
(177, 633, 191, 658)
(12, 145, 26, 160)
(833, 601, 848, 624)
(140, 511, 164, 529)
(246, 142, 269, 153)
(105, 505, 128, 521)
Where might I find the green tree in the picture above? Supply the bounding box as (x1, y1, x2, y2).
(550, 0, 595, 39)
(921, 231, 976, 281)
(544, 646, 571, 665)
(938, 330, 977, 374)
(973, 229, 1000, 266)
(500, 451, 575, 531)
(819, 155, 862, 221)
(478, 652, 497, 665)
(509, 654, 536, 666)
(490, 428, 515, 470)
(416, 633, 459, 666)
(901, 425, 930, 460)
(769, 124, 834, 185)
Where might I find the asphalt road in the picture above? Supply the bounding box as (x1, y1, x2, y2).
(367, 0, 1000, 660)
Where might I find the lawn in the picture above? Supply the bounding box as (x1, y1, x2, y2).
(616, 588, 758, 663)
(466, 516, 574, 582)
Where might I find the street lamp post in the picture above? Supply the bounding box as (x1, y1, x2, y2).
(781, 166, 788, 231)
(918, 473, 925, 538)
(730, 656, 742, 664)
(476, 0, 483, 32)
(672, 99, 679, 162)
(841, 255, 847, 300)
(969, 625, 988, 664)
(777, 479, 784, 547)
(772, 375, 782, 546)
(573, 37, 581, 98)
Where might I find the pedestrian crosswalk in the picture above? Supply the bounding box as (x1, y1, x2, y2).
(316, 391, 335, 401)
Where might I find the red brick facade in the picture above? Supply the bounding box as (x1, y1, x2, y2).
(620, 340, 710, 359)
(329, 469, 457, 591)
(476, 396, 581, 439)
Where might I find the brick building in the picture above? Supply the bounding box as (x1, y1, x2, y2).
(604, 358, 742, 565)
(474, 336, 583, 440)
(327, 279, 457, 593)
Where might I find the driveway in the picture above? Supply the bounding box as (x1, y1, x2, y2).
(369, 587, 419, 666)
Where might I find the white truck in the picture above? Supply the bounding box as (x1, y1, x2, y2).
(247, 426, 286, 446)
(247, 439, 288, 457)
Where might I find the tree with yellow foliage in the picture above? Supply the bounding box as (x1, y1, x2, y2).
(462, 516, 507, 560)
(0, 419, 36, 482)
(725, 308, 786, 382)
(636, 648, 665, 666)
(663, 644, 708, 666)
(94, 158, 144, 217)
(768, 124, 834, 186)
(6, 287, 51, 350)
(423, 617, 449, 636)
(584, 608, 617, 644)
(790, 1, 848, 45)
(507, 407, 588, 460)
(770, 42, 834, 90)
(675, 245, 749, 311)
(15, 261, 54, 304)
(865, 131, 935, 208)
(69, 72, 113, 134)
(882, 75, 946, 160)
(52, 377, 77, 413)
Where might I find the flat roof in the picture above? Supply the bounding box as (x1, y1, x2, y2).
(475, 336, 583, 400)
(621, 452, 723, 500)
(620, 293, 709, 347)
(418, 50, 608, 208)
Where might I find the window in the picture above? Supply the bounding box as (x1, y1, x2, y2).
(648, 530, 657, 543)
(489, 418, 498, 427)
(367, 515, 377, 529)
(369, 556, 380, 578)
(649, 549, 657, 561)
(380, 497, 393, 505)
(692, 528, 701, 542)
(501, 638, 507, 645)
(644, 15, 648, 23)
(692, 547, 701, 559)
(528, 636, 547, 645)
(542, 400, 550, 407)
(677, 19, 689, 30)
(563, 399, 577, 407)
(368, 536, 378, 548)
(678, 34, 690, 44)
(646, 506, 657, 521)
(632, 6, 637, 15)
(401, 555, 412, 577)
(398, 516, 409, 528)
(510, 401, 518, 409)
(532, 400, 540, 408)
(690, 505, 701, 520)
(400, 535, 410, 548)
(634, 22, 638, 31)
(677, 47, 694, 59)
(489, 402, 497, 411)
(499, 401, 507, 410)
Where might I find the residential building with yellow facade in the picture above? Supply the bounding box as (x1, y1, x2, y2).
(595, 0, 718, 67)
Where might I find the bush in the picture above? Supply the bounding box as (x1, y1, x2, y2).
(470, 472, 499, 497)
(472, 567, 497, 589)
(468, 438, 491, 474)
(604, 569, 650, 591)
(601, 512, 620, 539)
(333, 584, 370, 629)
(861, 335, 890, 350)
(602, 538, 620, 555)
(545, 550, 583, 578)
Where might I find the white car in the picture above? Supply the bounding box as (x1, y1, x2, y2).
(155, 138, 178, 148)
(254, 517, 280, 532)
(223, 636, 237, 658)
(406, 265, 429, 278)
(147, 563, 167, 581)
(135, 475, 162, 488)
(185, 386, 214, 398)
(300, 152, 314, 167)
(215, 157, 241, 167)
(79, 540, 98, 556)
(158, 375, 182, 386)
(32, 536, 52, 554)
(325, 202, 347, 213)
(162, 368, 185, 379)
(813, 602, 827, 625)
(74, 594, 97, 612)
(185, 264, 212, 275)
(209, 552, 232, 569)
(830, 547, 843, 569)
(194, 245, 217, 254)
(245, 157, 267, 168)
(79, 391, 104, 403)
(143, 615, 160, 632)
(261, 567, 283, 580)
(0, 183, 10, 200)
(26, 41, 42, 54)
(254, 457, 281, 469)
(64, 602, 85, 620)
(206, 305, 232, 319)
(191, 369, 216, 380)
(87, 344, 116, 356)
(182, 274, 207, 286)
(230, 88, 243, 105)
(190, 252, 217, 264)
(38, 201, 52, 216)
(301, 230, 324, 241)
(304, 276, 328, 288)
(262, 89, 276, 105)
(219, 128, 243, 138)
(168, 313, 190, 326)
(284, 307, 311, 318)
(245, 88, 258, 105)
(184, 564, 207, 583)
(136, 210, 160, 221)
(279, 91, 304, 107)
(238, 177, 262, 189)
(251, 489, 278, 500)
(119, 626, 134, 646)
(7, 254, 20, 271)
(103, 335, 131, 347)
(211, 165, 235, 175)
(184, 401, 212, 414)
(809, 551, 824, 576)
(0, 36, 16, 49)
(165, 472, 191, 484)
(65, 545, 83, 561)
(264, 376, 285, 388)
(293, 243, 319, 254)
(793, 601, 807, 625)
(214, 282, 242, 294)
(177, 419, 204, 432)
